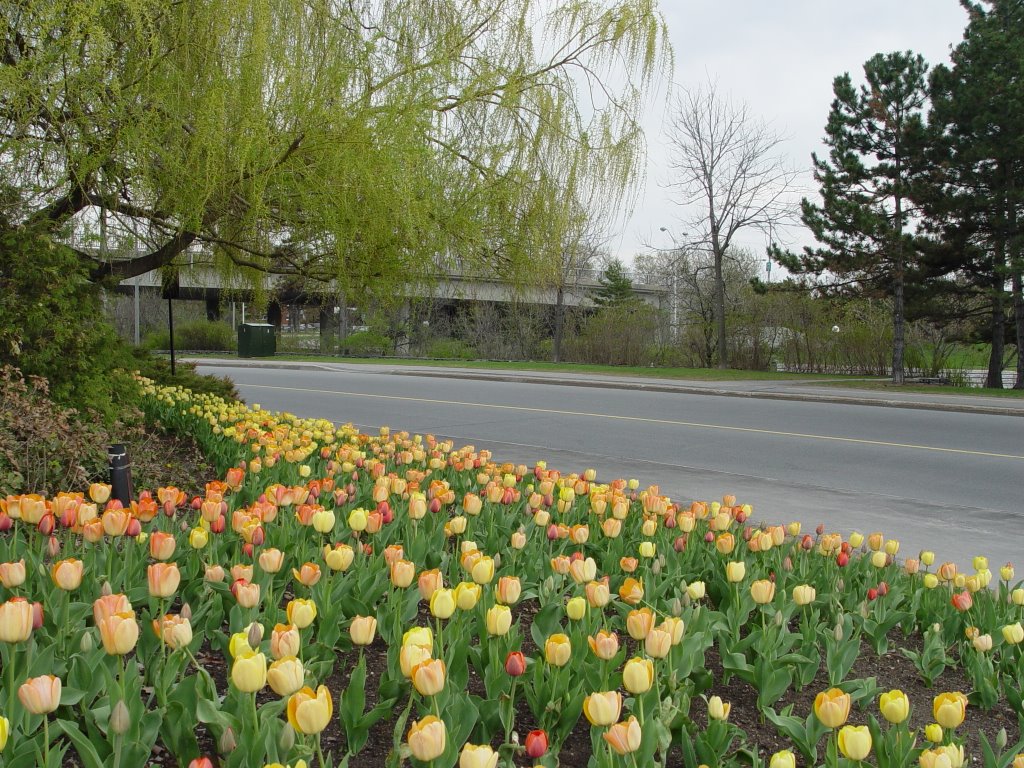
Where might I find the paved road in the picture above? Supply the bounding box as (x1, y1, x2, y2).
(197, 363, 1024, 571)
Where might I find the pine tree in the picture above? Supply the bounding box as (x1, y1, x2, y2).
(592, 260, 637, 308)
(777, 52, 930, 384)
(926, 0, 1024, 388)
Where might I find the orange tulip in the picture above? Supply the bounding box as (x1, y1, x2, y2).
(18, 675, 61, 714)
(618, 577, 644, 605)
(287, 685, 333, 734)
(149, 532, 176, 561)
(147, 563, 180, 598)
(292, 562, 321, 587)
(51, 558, 84, 590)
(603, 716, 642, 755)
(98, 611, 140, 655)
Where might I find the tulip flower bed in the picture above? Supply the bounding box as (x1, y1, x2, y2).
(0, 377, 1022, 768)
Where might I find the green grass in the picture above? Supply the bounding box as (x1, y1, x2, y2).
(815, 379, 1024, 398)
(189, 351, 869, 381)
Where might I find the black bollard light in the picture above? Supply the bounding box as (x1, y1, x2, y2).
(108, 444, 134, 505)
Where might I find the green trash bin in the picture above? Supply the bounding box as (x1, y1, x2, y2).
(237, 323, 277, 358)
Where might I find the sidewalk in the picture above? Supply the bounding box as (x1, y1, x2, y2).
(185, 357, 1024, 418)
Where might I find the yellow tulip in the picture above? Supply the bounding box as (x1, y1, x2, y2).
(408, 716, 446, 761)
(486, 605, 512, 636)
(622, 657, 654, 694)
(583, 691, 622, 726)
(459, 743, 499, 768)
(708, 695, 731, 721)
(349, 616, 377, 646)
(565, 597, 586, 622)
(932, 692, 967, 729)
(287, 685, 333, 734)
(18, 675, 61, 714)
(454, 582, 481, 610)
(268, 656, 305, 697)
(98, 611, 139, 655)
(588, 630, 620, 661)
(430, 589, 456, 620)
(644, 627, 672, 659)
(879, 689, 910, 724)
(286, 599, 317, 629)
(725, 561, 746, 583)
(814, 688, 851, 728)
(231, 650, 268, 692)
(770, 750, 796, 768)
(924, 724, 944, 743)
(0, 714, 7, 752)
(838, 725, 872, 761)
(750, 579, 775, 604)
(793, 585, 816, 606)
(1002, 623, 1024, 645)
(545, 634, 572, 667)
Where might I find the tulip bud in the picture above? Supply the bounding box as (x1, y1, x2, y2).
(278, 721, 295, 752)
(218, 726, 237, 754)
(110, 700, 131, 735)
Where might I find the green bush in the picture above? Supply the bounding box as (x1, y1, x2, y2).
(426, 338, 477, 360)
(143, 319, 235, 351)
(341, 330, 392, 356)
(0, 225, 140, 422)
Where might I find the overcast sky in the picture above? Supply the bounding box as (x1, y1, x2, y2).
(615, 0, 971, 270)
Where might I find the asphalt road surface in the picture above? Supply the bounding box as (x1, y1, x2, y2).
(198, 364, 1024, 571)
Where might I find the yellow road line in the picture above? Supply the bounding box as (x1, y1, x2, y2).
(245, 384, 1024, 461)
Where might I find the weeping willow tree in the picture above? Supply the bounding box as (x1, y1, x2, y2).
(1, 0, 671, 305)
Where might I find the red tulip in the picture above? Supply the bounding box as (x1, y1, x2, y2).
(867, 588, 878, 601)
(38, 514, 55, 535)
(878, 581, 889, 596)
(525, 729, 548, 758)
(951, 590, 972, 611)
(505, 651, 526, 677)
(836, 552, 850, 567)
(188, 758, 214, 768)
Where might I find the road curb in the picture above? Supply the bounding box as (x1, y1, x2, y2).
(188, 358, 1024, 418)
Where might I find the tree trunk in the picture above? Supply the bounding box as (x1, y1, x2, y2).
(553, 286, 564, 363)
(1013, 265, 1023, 388)
(712, 235, 728, 369)
(987, 242, 1006, 389)
(891, 190, 905, 385)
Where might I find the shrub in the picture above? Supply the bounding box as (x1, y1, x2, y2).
(425, 338, 477, 360)
(341, 330, 392, 356)
(143, 319, 236, 351)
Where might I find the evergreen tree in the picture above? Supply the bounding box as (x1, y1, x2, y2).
(592, 260, 637, 307)
(926, 0, 1024, 388)
(776, 52, 930, 384)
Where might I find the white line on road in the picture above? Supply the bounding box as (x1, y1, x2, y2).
(241, 384, 1024, 461)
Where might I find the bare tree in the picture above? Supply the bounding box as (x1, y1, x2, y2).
(665, 82, 800, 367)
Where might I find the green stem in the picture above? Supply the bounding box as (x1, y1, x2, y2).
(43, 717, 49, 766)
(251, 691, 260, 737)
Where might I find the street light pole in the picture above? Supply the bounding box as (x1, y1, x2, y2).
(659, 227, 688, 342)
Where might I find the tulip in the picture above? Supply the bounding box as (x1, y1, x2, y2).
(0, 713, 8, 751)
(618, 577, 644, 605)
(268, 656, 305, 697)
(686, 581, 706, 600)
(418, 569, 443, 601)
(1002, 623, 1024, 645)
(348, 508, 368, 532)
(0, 599, 34, 643)
(99, 611, 139, 655)
(403, 626, 433, 649)
(293, 562, 322, 587)
(232, 580, 262, 608)
(311, 509, 335, 533)
(494, 575, 521, 605)
(286, 599, 317, 629)
(149, 532, 176, 561)
(89, 483, 112, 504)
(770, 750, 796, 768)
(585, 579, 611, 608)
(725, 561, 746, 583)
(589, 630, 620, 661)
(407, 715, 446, 761)
(838, 725, 872, 761)
(153, 614, 193, 650)
(350, 616, 377, 646)
(565, 597, 586, 622)
(603, 716, 642, 755)
(972, 633, 992, 652)
(750, 579, 775, 604)
(148, 563, 181, 598)
(259, 548, 285, 573)
(924, 723, 944, 743)
(545, 634, 571, 667)
(324, 543, 354, 572)
(400, 644, 432, 678)
(792, 584, 816, 606)
(412, 659, 446, 696)
(486, 605, 512, 636)
(189, 527, 209, 549)
(272, 624, 301, 659)
(460, 744, 499, 768)
(0, 560, 25, 588)
(708, 695, 731, 721)
(471, 556, 495, 585)
(390, 559, 415, 588)
(505, 651, 526, 677)
(430, 589, 456, 620)
(188, 759, 214, 768)
(644, 627, 672, 659)
(287, 685, 333, 734)
(814, 688, 851, 728)
(932, 692, 967, 729)
(525, 729, 548, 758)
(454, 582, 481, 610)
(622, 657, 654, 694)
(231, 650, 268, 692)
(879, 689, 910, 724)
(583, 691, 622, 726)
(18, 675, 61, 714)
(204, 564, 225, 582)
(1000, 563, 1014, 582)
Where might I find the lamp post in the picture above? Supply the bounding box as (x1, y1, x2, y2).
(659, 227, 689, 341)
